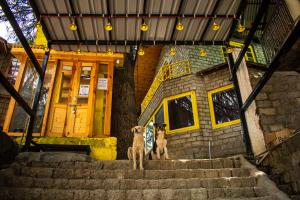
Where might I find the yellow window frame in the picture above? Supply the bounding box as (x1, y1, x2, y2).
(164, 91, 200, 134)
(208, 84, 241, 129)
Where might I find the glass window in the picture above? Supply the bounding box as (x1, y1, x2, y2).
(167, 95, 195, 130)
(9, 61, 39, 132)
(93, 64, 108, 136)
(58, 66, 72, 104)
(208, 85, 240, 128)
(33, 62, 56, 132)
(77, 66, 92, 104)
(145, 121, 154, 152)
(154, 105, 164, 124)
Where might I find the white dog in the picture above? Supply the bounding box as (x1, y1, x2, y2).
(128, 126, 145, 170)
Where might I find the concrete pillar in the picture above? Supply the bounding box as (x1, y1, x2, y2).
(233, 49, 266, 156)
(285, 0, 300, 21)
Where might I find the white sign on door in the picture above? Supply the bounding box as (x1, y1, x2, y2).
(97, 78, 108, 90)
(79, 84, 89, 96)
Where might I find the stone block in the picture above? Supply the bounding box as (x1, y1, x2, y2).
(191, 188, 207, 200)
(54, 189, 74, 200)
(218, 169, 232, 177)
(32, 178, 54, 189)
(211, 159, 223, 169)
(53, 178, 69, 189)
(200, 160, 212, 169)
(207, 188, 225, 199)
(85, 179, 103, 190)
(73, 190, 91, 200)
(143, 189, 160, 200)
(126, 190, 143, 200)
(160, 189, 175, 200)
(205, 170, 219, 178)
(107, 190, 125, 200)
(74, 169, 90, 179)
(53, 168, 74, 179)
(90, 189, 107, 200)
(68, 179, 86, 189)
(231, 168, 250, 177)
(173, 189, 191, 200)
(119, 179, 137, 190)
(103, 179, 120, 190)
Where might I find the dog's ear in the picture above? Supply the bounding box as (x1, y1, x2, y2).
(162, 123, 167, 127)
(153, 123, 158, 128)
(131, 127, 136, 133)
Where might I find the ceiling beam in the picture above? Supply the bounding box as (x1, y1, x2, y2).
(106, 0, 112, 43)
(198, 0, 222, 42)
(51, 40, 226, 46)
(68, 0, 83, 41)
(39, 13, 235, 19)
(170, 0, 185, 42)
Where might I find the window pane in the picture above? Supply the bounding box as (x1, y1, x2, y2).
(168, 95, 194, 130)
(155, 105, 164, 124)
(58, 66, 72, 104)
(77, 66, 92, 104)
(9, 61, 39, 132)
(212, 88, 240, 124)
(145, 121, 154, 151)
(94, 64, 108, 136)
(33, 62, 56, 132)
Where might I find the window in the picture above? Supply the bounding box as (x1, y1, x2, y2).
(165, 91, 199, 133)
(208, 84, 240, 129)
(155, 105, 164, 125)
(144, 91, 199, 136)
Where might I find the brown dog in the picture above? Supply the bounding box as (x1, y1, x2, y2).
(151, 123, 169, 160)
(127, 126, 145, 170)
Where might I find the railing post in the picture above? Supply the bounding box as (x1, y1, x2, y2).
(227, 53, 253, 156)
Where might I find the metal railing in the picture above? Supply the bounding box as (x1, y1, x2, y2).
(141, 60, 191, 112)
(260, 0, 294, 63)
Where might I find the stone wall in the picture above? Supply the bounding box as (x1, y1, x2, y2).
(138, 68, 246, 159)
(259, 131, 300, 195)
(250, 70, 300, 133)
(0, 97, 9, 129)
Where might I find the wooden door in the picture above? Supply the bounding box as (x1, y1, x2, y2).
(47, 61, 96, 137)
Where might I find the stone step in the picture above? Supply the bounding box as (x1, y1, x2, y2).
(15, 156, 241, 170)
(0, 187, 270, 200)
(2, 176, 257, 190)
(14, 167, 250, 179)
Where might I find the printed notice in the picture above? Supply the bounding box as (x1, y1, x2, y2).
(97, 78, 108, 90)
(79, 85, 89, 96)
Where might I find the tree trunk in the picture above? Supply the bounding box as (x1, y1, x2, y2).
(111, 53, 138, 159)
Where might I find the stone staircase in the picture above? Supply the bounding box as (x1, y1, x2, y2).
(0, 152, 289, 200)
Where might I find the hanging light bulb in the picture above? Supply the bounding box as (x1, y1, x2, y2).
(140, 21, 149, 32)
(226, 47, 233, 54)
(77, 48, 81, 55)
(107, 49, 114, 55)
(237, 21, 246, 33)
(176, 18, 184, 31)
(138, 46, 145, 56)
(199, 48, 207, 57)
(44, 46, 50, 52)
(69, 19, 77, 31)
(36, 20, 42, 29)
(169, 47, 176, 56)
(105, 21, 113, 31)
(212, 20, 220, 31)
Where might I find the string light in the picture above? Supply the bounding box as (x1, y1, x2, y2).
(169, 47, 176, 56)
(199, 48, 207, 57)
(212, 19, 220, 31)
(237, 21, 246, 33)
(138, 46, 145, 56)
(107, 49, 113, 55)
(69, 19, 77, 31)
(226, 47, 233, 54)
(105, 21, 113, 31)
(176, 18, 184, 31)
(140, 21, 149, 32)
(36, 21, 42, 29)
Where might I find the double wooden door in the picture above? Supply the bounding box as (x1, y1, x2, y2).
(47, 61, 111, 137)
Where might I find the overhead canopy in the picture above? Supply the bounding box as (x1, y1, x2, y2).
(31, 0, 243, 53)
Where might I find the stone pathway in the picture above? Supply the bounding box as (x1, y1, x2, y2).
(0, 152, 289, 200)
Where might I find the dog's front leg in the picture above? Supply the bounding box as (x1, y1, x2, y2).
(132, 148, 137, 170)
(156, 146, 160, 159)
(139, 149, 144, 170)
(164, 146, 170, 160)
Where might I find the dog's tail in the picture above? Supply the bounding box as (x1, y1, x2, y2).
(127, 147, 133, 160)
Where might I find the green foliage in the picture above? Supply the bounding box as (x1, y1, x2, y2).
(0, 0, 36, 42)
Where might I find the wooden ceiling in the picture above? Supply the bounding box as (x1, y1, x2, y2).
(134, 45, 163, 109)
